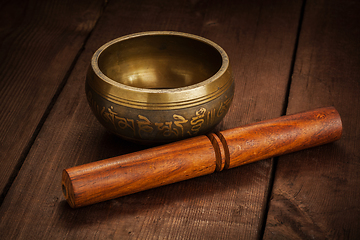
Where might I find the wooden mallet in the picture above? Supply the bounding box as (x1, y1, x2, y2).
(62, 107, 342, 208)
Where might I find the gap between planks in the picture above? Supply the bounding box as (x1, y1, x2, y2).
(258, 0, 308, 239)
(0, 2, 109, 208)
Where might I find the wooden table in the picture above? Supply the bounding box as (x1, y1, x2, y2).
(1, 0, 359, 239)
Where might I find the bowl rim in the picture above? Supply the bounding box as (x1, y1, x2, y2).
(88, 31, 233, 109)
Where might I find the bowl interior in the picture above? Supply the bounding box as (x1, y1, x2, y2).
(97, 34, 223, 89)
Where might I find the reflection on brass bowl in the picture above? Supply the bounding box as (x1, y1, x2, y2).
(86, 31, 234, 144)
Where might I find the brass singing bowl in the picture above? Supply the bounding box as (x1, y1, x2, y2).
(86, 31, 234, 144)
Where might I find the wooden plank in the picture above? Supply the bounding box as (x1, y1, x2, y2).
(0, 0, 105, 196)
(0, 0, 303, 239)
(264, 0, 360, 239)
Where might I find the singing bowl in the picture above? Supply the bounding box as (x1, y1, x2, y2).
(86, 31, 234, 144)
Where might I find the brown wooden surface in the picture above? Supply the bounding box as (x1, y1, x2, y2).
(0, 0, 358, 239)
(0, 0, 105, 196)
(264, 0, 360, 239)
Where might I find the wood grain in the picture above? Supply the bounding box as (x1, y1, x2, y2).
(63, 136, 216, 208)
(63, 107, 342, 208)
(264, 0, 360, 239)
(0, 0, 105, 196)
(221, 107, 342, 168)
(0, 0, 303, 239)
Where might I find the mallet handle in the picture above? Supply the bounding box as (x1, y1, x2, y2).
(62, 107, 342, 208)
